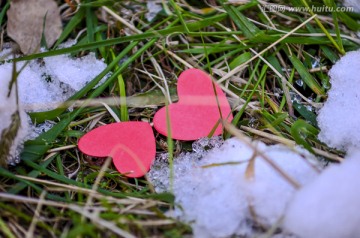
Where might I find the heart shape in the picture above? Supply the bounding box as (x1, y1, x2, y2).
(78, 122, 155, 178)
(153, 68, 233, 140)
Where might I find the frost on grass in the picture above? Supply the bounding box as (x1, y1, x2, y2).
(0, 69, 29, 165)
(148, 137, 320, 238)
(317, 49, 360, 151)
(284, 150, 360, 238)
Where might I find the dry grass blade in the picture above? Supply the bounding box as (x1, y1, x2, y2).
(240, 126, 344, 162)
(25, 191, 46, 238)
(218, 14, 317, 83)
(70, 206, 137, 238)
(223, 120, 301, 189)
(0, 110, 20, 167)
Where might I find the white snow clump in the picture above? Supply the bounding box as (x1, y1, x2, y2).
(0, 43, 109, 164)
(0, 69, 29, 165)
(317, 49, 360, 151)
(148, 137, 320, 238)
(284, 149, 360, 238)
(284, 49, 360, 238)
(43, 52, 108, 91)
(0, 45, 108, 111)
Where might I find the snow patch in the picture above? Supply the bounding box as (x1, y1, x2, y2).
(43, 52, 108, 91)
(0, 43, 110, 164)
(283, 48, 360, 238)
(317, 49, 360, 151)
(284, 150, 360, 238)
(149, 137, 320, 237)
(0, 69, 29, 164)
(0, 45, 109, 112)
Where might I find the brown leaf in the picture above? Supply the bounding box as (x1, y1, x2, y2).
(7, 0, 62, 55)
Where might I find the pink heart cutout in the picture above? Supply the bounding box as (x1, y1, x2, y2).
(78, 122, 155, 178)
(153, 68, 233, 140)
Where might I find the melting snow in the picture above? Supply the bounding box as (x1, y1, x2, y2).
(149, 47, 360, 238)
(317, 49, 360, 151)
(0, 69, 29, 164)
(148, 137, 320, 237)
(0, 43, 109, 164)
(284, 150, 360, 238)
(0, 44, 109, 112)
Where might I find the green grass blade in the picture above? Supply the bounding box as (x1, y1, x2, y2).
(232, 61, 266, 127)
(29, 41, 138, 123)
(298, 0, 345, 54)
(78, 0, 114, 7)
(118, 74, 128, 121)
(229, 52, 252, 70)
(288, 54, 325, 96)
(169, 0, 189, 33)
(290, 119, 319, 153)
(54, 7, 86, 48)
(12, 13, 227, 62)
(0, 216, 16, 238)
(8, 154, 56, 194)
(85, 3, 96, 44)
(293, 102, 318, 127)
(323, 0, 343, 51)
(0, 1, 10, 27)
(221, 1, 261, 38)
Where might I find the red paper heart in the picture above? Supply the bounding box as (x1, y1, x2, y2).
(78, 122, 155, 178)
(153, 68, 233, 140)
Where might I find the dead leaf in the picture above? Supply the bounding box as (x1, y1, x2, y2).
(7, 0, 62, 55)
